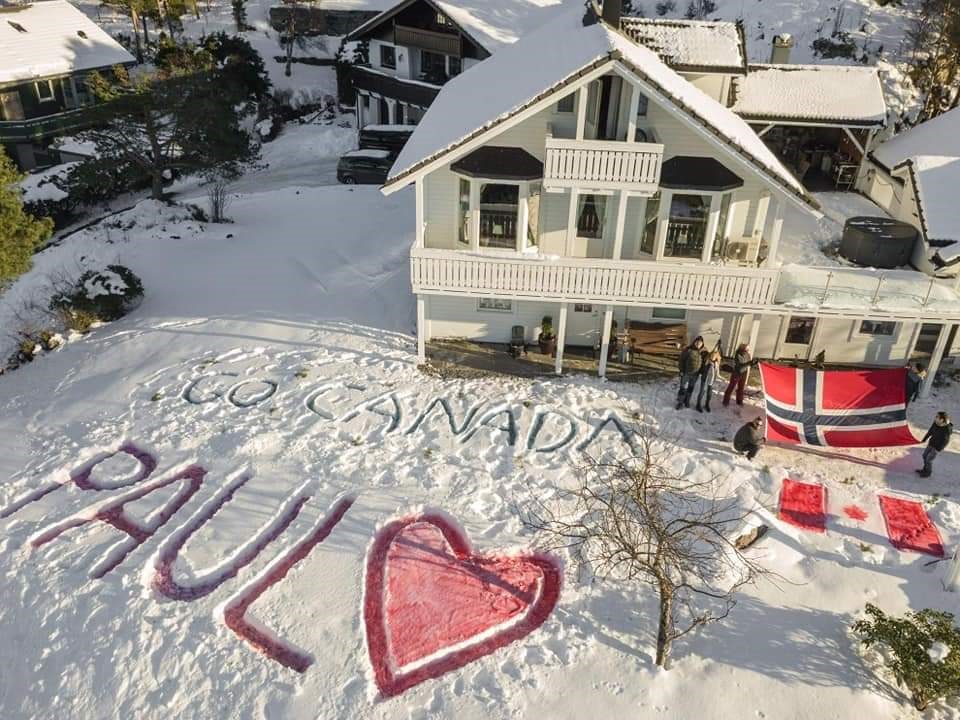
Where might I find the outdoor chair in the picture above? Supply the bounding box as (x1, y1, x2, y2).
(509, 325, 526, 358)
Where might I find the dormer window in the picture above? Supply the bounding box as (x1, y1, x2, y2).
(7, 21, 27, 33)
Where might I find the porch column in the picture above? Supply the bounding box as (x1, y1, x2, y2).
(517, 183, 530, 252)
(611, 189, 629, 260)
(565, 189, 579, 256)
(626, 83, 640, 143)
(385, 98, 397, 125)
(748, 313, 761, 352)
(414, 177, 425, 248)
(702, 197, 721, 263)
(555, 303, 568, 375)
(920, 323, 955, 399)
(905, 322, 923, 362)
(469, 180, 481, 252)
(765, 198, 784, 267)
(598, 306, 614, 378)
(575, 87, 587, 141)
(751, 192, 771, 264)
(416, 295, 426, 364)
(653, 190, 671, 260)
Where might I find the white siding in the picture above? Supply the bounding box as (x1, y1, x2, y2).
(750, 315, 918, 365)
(681, 72, 732, 104)
(423, 166, 459, 249)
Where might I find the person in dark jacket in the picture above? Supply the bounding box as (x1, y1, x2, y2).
(917, 411, 952, 477)
(723, 343, 752, 407)
(675, 336, 704, 409)
(905, 363, 925, 406)
(734, 416, 765, 460)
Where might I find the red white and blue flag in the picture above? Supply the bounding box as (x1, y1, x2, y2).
(759, 363, 918, 448)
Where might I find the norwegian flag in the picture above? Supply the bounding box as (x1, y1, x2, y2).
(759, 363, 919, 447)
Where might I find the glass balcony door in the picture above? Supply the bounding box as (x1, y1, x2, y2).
(478, 183, 519, 250)
(663, 194, 711, 259)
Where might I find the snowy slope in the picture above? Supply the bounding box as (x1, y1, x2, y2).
(2, 173, 960, 719)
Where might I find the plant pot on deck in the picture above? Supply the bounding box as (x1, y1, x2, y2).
(539, 335, 557, 356)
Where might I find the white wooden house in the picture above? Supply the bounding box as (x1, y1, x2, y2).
(381, 2, 960, 396)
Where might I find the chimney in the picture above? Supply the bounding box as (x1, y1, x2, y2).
(601, 0, 621, 29)
(770, 33, 795, 64)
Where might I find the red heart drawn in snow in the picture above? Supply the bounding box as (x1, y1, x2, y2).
(363, 512, 562, 697)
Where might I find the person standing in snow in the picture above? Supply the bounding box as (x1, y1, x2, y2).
(733, 416, 765, 460)
(676, 336, 704, 409)
(917, 411, 952, 478)
(905, 363, 925, 406)
(696, 349, 721, 413)
(723, 343, 752, 407)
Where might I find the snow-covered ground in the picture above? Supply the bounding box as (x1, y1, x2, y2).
(2, 169, 960, 718)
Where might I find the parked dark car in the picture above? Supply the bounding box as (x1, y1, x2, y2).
(357, 124, 414, 154)
(337, 149, 394, 185)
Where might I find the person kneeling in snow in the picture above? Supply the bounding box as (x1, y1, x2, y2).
(917, 411, 953, 478)
(734, 417, 765, 461)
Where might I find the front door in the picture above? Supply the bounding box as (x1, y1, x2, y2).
(0, 91, 24, 120)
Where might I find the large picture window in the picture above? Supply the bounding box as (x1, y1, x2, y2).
(420, 50, 446, 83)
(577, 194, 606, 239)
(785, 317, 815, 344)
(457, 178, 470, 245)
(664, 194, 711, 259)
(640, 193, 660, 255)
(479, 183, 519, 250)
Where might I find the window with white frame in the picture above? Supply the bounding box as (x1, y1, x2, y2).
(556, 93, 575, 113)
(479, 183, 519, 249)
(478, 298, 512, 312)
(859, 320, 896, 337)
(785, 317, 815, 344)
(651, 307, 686, 320)
(35, 80, 54, 102)
(663, 194, 711, 259)
(574, 304, 594, 313)
(457, 178, 470, 245)
(576, 194, 606, 239)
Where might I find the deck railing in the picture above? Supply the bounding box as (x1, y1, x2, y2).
(411, 247, 778, 309)
(543, 136, 663, 191)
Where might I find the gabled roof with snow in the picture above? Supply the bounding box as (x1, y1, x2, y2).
(384, 7, 814, 208)
(347, 0, 568, 55)
(900, 155, 960, 244)
(619, 17, 746, 74)
(731, 64, 886, 127)
(0, 1, 134, 85)
(872, 108, 960, 172)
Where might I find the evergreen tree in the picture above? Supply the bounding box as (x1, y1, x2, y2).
(0, 148, 54, 284)
(908, 0, 960, 119)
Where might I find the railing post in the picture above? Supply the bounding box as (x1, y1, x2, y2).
(871, 275, 884, 305)
(923, 278, 935, 307)
(820, 271, 833, 306)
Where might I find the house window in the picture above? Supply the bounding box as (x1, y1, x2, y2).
(457, 178, 470, 245)
(479, 183, 519, 250)
(379, 45, 396, 70)
(478, 298, 512, 312)
(785, 317, 815, 344)
(448, 56, 461, 77)
(711, 192, 733, 259)
(859, 320, 896, 337)
(436, 11, 451, 26)
(35, 80, 55, 102)
(636, 92, 649, 117)
(577, 194, 606, 239)
(556, 93, 575, 113)
(420, 50, 447, 83)
(652, 307, 686, 321)
(574, 304, 594, 313)
(664, 194, 711, 259)
(640, 192, 660, 255)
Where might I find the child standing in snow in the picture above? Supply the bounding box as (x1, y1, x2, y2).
(917, 411, 952, 478)
(696, 350, 721, 413)
(905, 363, 925, 406)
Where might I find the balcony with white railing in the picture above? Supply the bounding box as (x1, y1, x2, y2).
(543, 136, 664, 193)
(411, 249, 960, 321)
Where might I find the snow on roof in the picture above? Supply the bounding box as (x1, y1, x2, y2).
(385, 7, 812, 206)
(872, 108, 960, 171)
(0, 1, 134, 84)
(907, 155, 960, 243)
(731, 64, 886, 126)
(349, 0, 568, 54)
(322, 0, 396, 10)
(620, 17, 745, 72)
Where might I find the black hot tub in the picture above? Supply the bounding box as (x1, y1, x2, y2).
(839, 216, 918, 268)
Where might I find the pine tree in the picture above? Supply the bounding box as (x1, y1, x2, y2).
(0, 148, 54, 285)
(908, 0, 960, 119)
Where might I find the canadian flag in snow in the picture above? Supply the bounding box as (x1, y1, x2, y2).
(759, 363, 918, 448)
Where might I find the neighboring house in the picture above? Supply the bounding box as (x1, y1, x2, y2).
(0, 0, 134, 170)
(268, 0, 397, 38)
(382, 2, 960, 394)
(858, 108, 960, 278)
(343, 0, 566, 128)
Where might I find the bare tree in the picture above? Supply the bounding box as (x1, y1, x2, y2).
(206, 180, 233, 223)
(520, 422, 769, 669)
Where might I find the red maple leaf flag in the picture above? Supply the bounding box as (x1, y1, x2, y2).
(759, 363, 919, 447)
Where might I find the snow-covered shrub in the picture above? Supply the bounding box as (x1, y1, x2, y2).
(50, 265, 144, 323)
(853, 603, 960, 711)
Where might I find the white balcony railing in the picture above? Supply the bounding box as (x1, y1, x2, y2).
(411, 248, 778, 310)
(543, 137, 664, 192)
